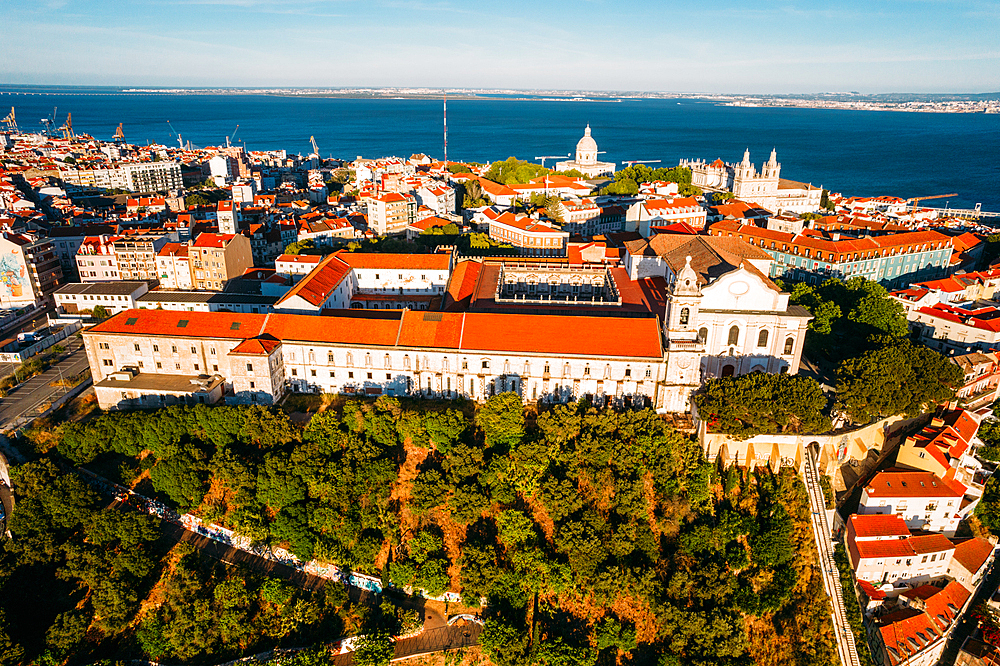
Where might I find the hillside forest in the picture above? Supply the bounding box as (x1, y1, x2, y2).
(1, 396, 837, 666)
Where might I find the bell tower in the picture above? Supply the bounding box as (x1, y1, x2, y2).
(666, 256, 703, 338)
(662, 255, 705, 412)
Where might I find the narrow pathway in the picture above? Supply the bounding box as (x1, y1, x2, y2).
(802, 447, 862, 666)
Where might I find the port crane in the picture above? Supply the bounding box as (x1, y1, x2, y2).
(113, 123, 126, 143)
(40, 107, 57, 137)
(621, 159, 662, 167)
(226, 124, 239, 149)
(309, 135, 320, 157)
(58, 112, 75, 140)
(2, 108, 17, 134)
(166, 121, 191, 150)
(906, 193, 958, 213)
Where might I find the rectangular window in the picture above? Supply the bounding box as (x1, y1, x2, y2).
(156, 362, 162, 369)
(292, 369, 298, 376)
(213, 365, 218, 371)
(153, 344, 159, 352)
(134, 343, 141, 351)
(249, 381, 255, 389)
(191, 346, 197, 354)
(311, 369, 317, 377)
(246, 363, 253, 371)
(348, 371, 354, 378)
(194, 364, 199, 371)
(102, 359, 113, 366)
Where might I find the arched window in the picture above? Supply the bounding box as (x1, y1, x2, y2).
(757, 329, 769, 348)
(365, 353, 372, 367)
(384, 354, 391, 369)
(722, 364, 736, 378)
(728, 325, 740, 346)
(403, 355, 411, 370)
(679, 307, 689, 326)
(345, 352, 353, 367)
(698, 327, 708, 343)
(784, 337, 794, 355)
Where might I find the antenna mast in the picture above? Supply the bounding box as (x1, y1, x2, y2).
(443, 91, 448, 168)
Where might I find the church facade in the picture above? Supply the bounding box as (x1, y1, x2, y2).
(623, 234, 813, 412)
(556, 126, 617, 178)
(679, 149, 823, 215)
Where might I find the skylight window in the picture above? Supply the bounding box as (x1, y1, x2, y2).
(125, 317, 138, 326)
(231, 322, 241, 330)
(177, 320, 189, 328)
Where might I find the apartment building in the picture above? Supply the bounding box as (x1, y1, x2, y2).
(846, 514, 955, 587)
(75, 235, 121, 282)
(633, 196, 709, 236)
(905, 302, 1000, 356)
(366, 192, 417, 235)
(187, 233, 254, 291)
(869, 580, 972, 666)
(951, 352, 1000, 410)
(156, 243, 193, 290)
(858, 471, 964, 535)
(487, 212, 569, 257)
(113, 234, 171, 281)
(60, 162, 182, 193)
(709, 222, 952, 288)
(0, 233, 63, 307)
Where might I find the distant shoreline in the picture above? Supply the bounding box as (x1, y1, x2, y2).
(1, 86, 998, 113)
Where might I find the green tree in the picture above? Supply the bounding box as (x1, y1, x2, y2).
(91, 304, 109, 320)
(476, 393, 525, 451)
(835, 339, 962, 423)
(150, 451, 210, 510)
(353, 630, 394, 666)
(694, 373, 831, 439)
(284, 239, 316, 256)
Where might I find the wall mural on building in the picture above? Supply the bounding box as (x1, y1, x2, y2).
(0, 249, 27, 299)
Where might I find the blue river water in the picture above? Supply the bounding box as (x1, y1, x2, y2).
(2, 86, 998, 212)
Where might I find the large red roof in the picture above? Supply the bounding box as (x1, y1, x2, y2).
(86, 308, 664, 359)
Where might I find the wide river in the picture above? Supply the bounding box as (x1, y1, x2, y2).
(2, 86, 998, 211)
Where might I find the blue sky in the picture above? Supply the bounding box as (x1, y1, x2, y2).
(3, 0, 999, 93)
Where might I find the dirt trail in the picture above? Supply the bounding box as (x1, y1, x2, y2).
(526, 492, 555, 544)
(433, 508, 468, 592)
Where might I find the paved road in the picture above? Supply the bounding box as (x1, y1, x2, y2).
(803, 447, 862, 666)
(0, 338, 90, 430)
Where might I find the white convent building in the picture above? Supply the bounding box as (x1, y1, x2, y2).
(679, 149, 823, 215)
(556, 125, 617, 178)
(81, 236, 811, 414)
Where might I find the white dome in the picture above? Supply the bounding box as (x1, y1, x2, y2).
(576, 124, 598, 154)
